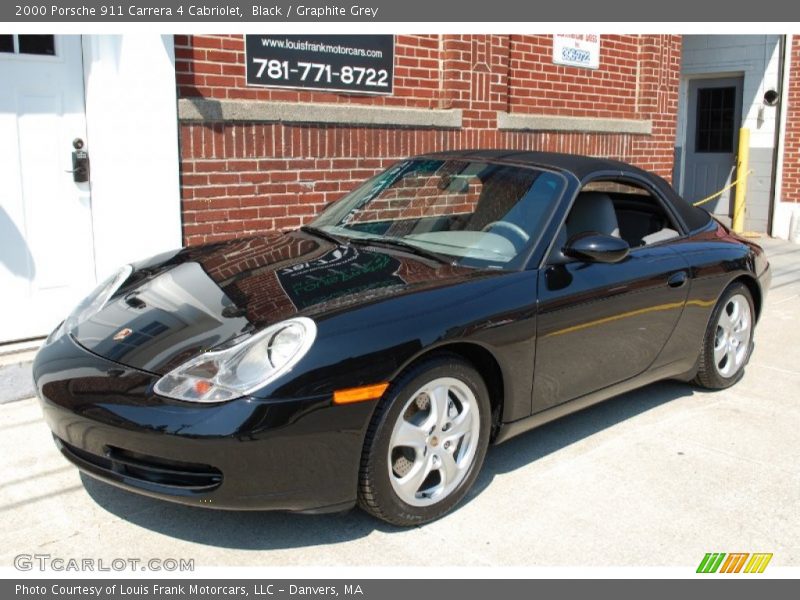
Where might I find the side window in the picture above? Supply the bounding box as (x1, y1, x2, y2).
(572, 180, 681, 248)
(548, 179, 681, 264)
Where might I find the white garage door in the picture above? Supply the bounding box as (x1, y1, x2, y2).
(0, 35, 97, 343)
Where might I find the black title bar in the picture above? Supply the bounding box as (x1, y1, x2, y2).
(5, 579, 798, 600)
(3, 0, 800, 22)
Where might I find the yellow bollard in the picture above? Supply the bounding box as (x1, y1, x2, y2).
(732, 127, 750, 233)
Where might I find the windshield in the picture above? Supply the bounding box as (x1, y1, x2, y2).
(310, 158, 566, 269)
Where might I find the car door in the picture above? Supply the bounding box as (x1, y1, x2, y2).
(532, 188, 691, 412)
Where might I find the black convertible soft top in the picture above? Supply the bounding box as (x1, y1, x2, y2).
(419, 149, 712, 232)
(421, 149, 639, 180)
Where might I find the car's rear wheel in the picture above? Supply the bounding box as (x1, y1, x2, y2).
(358, 355, 491, 526)
(694, 282, 755, 389)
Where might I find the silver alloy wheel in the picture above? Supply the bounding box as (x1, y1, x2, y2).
(713, 293, 752, 378)
(387, 377, 480, 507)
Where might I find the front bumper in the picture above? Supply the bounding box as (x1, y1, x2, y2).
(33, 333, 375, 512)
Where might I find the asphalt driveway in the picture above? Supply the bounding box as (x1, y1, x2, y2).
(1, 237, 798, 568)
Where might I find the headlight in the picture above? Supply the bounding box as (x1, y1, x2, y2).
(153, 317, 317, 403)
(61, 265, 133, 333)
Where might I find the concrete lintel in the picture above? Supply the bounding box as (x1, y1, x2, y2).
(179, 98, 463, 129)
(497, 112, 652, 135)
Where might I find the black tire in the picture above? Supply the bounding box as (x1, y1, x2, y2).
(694, 282, 755, 390)
(358, 354, 491, 526)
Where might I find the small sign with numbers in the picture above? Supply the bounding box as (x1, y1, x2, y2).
(245, 35, 394, 95)
(552, 34, 600, 70)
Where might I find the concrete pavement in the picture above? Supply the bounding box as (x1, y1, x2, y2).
(1, 237, 798, 568)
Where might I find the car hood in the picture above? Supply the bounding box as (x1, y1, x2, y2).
(70, 231, 490, 374)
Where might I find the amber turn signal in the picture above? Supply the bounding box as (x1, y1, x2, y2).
(333, 382, 389, 404)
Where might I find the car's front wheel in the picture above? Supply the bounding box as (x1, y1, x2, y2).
(358, 355, 491, 526)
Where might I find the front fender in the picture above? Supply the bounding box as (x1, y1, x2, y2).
(253, 270, 539, 423)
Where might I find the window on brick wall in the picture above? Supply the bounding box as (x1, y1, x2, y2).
(695, 86, 736, 153)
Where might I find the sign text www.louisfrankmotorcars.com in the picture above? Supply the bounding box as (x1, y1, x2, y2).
(245, 35, 394, 94)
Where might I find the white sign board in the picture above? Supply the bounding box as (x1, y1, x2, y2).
(553, 34, 600, 69)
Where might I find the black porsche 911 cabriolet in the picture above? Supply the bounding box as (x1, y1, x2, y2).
(33, 150, 770, 526)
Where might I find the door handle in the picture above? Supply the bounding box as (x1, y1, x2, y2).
(667, 271, 688, 288)
(67, 138, 89, 183)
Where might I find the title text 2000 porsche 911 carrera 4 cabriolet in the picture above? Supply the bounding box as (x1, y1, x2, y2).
(33, 150, 770, 525)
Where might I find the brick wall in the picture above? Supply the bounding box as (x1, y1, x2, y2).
(176, 34, 682, 246)
(508, 35, 640, 119)
(782, 37, 800, 203)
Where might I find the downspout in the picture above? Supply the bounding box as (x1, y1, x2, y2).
(771, 34, 792, 237)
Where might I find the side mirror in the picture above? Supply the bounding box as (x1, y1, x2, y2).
(563, 233, 630, 264)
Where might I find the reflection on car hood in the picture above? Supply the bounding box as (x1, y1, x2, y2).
(70, 231, 489, 374)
